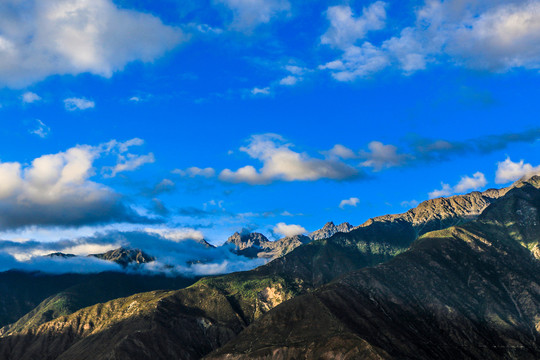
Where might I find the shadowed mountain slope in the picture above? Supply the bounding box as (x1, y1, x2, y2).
(207, 180, 540, 359)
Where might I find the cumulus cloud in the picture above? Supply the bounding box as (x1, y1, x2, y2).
(321, 2, 387, 49)
(22, 91, 42, 103)
(219, 134, 359, 184)
(429, 171, 487, 199)
(320, 0, 540, 80)
(495, 157, 540, 184)
(173, 167, 216, 178)
(215, 0, 290, 30)
(64, 97, 95, 111)
(339, 197, 360, 209)
(273, 222, 307, 237)
(29, 119, 50, 138)
(0, 139, 157, 229)
(0, 0, 186, 87)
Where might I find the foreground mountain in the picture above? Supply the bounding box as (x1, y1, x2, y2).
(207, 179, 540, 359)
(0, 272, 197, 337)
(0, 179, 517, 359)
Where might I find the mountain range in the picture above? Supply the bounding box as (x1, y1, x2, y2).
(0, 176, 538, 359)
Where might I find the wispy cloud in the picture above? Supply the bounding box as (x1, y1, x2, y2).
(22, 91, 42, 104)
(215, 0, 290, 31)
(339, 197, 360, 209)
(64, 97, 95, 111)
(173, 167, 216, 178)
(29, 119, 50, 138)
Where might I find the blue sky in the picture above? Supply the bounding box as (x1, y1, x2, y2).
(1, 0, 540, 250)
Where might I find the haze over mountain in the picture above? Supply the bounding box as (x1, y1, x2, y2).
(0, 177, 536, 359)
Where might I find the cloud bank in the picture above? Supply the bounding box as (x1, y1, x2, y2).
(0, 228, 267, 276)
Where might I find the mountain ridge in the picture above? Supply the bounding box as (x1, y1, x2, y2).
(0, 178, 530, 359)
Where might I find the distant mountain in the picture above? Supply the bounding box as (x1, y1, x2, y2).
(226, 231, 311, 259)
(89, 247, 155, 267)
(44, 252, 76, 258)
(225, 232, 269, 251)
(308, 221, 353, 241)
(225, 222, 354, 260)
(207, 179, 540, 359)
(0, 178, 524, 359)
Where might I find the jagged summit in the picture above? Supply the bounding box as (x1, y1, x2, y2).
(90, 247, 155, 267)
(308, 221, 354, 241)
(225, 231, 269, 250)
(44, 252, 76, 259)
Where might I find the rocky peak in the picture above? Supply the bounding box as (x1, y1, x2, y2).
(309, 221, 354, 241)
(90, 247, 155, 268)
(226, 232, 269, 250)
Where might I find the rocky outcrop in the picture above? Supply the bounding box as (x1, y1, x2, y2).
(90, 248, 155, 267)
(308, 221, 354, 241)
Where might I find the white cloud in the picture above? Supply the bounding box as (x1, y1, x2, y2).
(360, 141, 409, 170)
(0, 142, 149, 229)
(401, 199, 419, 208)
(339, 197, 360, 209)
(64, 97, 95, 111)
(22, 91, 42, 103)
(321, 2, 387, 49)
(103, 153, 155, 178)
(495, 157, 540, 184)
(215, 0, 290, 30)
(30, 119, 50, 138)
(429, 183, 453, 199)
(429, 171, 487, 199)
(0, 0, 186, 87)
(173, 167, 216, 178)
(454, 172, 488, 193)
(324, 144, 357, 159)
(144, 228, 205, 242)
(320, 0, 540, 80)
(219, 134, 359, 184)
(273, 222, 306, 237)
(279, 75, 298, 86)
(251, 87, 271, 95)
